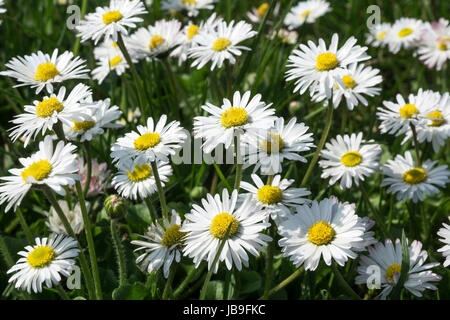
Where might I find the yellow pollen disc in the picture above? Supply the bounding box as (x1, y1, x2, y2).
(134, 132, 161, 150)
(187, 25, 199, 40)
(398, 27, 413, 38)
(161, 224, 186, 247)
(27, 246, 55, 268)
(377, 31, 387, 39)
(182, 0, 197, 4)
(316, 52, 338, 71)
(437, 42, 448, 51)
(342, 75, 356, 89)
(385, 263, 401, 283)
(426, 110, 445, 127)
(112, 42, 118, 48)
(102, 11, 122, 24)
(308, 221, 335, 246)
(341, 151, 362, 167)
(399, 103, 418, 119)
(212, 38, 231, 52)
(260, 132, 284, 153)
(257, 3, 269, 17)
(149, 35, 164, 50)
(127, 163, 152, 182)
(220, 107, 248, 128)
(109, 56, 123, 67)
(210, 213, 239, 239)
(72, 120, 95, 131)
(257, 185, 282, 204)
(34, 62, 60, 82)
(35, 97, 64, 118)
(300, 9, 311, 17)
(403, 168, 427, 184)
(21, 160, 52, 182)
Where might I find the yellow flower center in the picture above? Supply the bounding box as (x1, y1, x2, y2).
(35, 97, 64, 118)
(340, 151, 362, 167)
(149, 35, 164, 50)
(220, 107, 248, 128)
(257, 3, 269, 17)
(187, 24, 199, 40)
(134, 132, 161, 150)
(21, 160, 52, 182)
(300, 10, 311, 17)
(127, 163, 152, 182)
(308, 221, 335, 246)
(437, 42, 447, 51)
(257, 185, 282, 204)
(210, 213, 239, 239)
(342, 75, 356, 89)
(161, 224, 186, 247)
(426, 110, 445, 127)
(403, 168, 427, 184)
(385, 263, 401, 283)
(399, 103, 418, 119)
(72, 120, 95, 131)
(112, 42, 118, 49)
(260, 132, 284, 153)
(316, 52, 338, 71)
(34, 62, 60, 82)
(27, 246, 55, 268)
(102, 11, 122, 24)
(398, 27, 413, 38)
(377, 31, 387, 39)
(109, 56, 123, 67)
(212, 38, 231, 52)
(182, 0, 197, 4)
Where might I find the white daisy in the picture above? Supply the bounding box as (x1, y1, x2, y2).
(0, 136, 81, 212)
(277, 197, 366, 271)
(92, 40, 130, 84)
(417, 18, 450, 71)
(46, 200, 85, 235)
(386, 17, 424, 54)
(381, 151, 450, 203)
(352, 217, 377, 252)
(111, 115, 188, 166)
(244, 117, 314, 175)
(0, 49, 89, 94)
(437, 217, 450, 267)
(76, 0, 147, 45)
(285, 33, 370, 100)
(366, 22, 391, 48)
(284, 0, 331, 30)
(188, 19, 257, 70)
(161, 0, 216, 17)
(193, 91, 276, 153)
(355, 239, 441, 299)
(8, 83, 93, 147)
(240, 173, 311, 223)
(247, 2, 271, 24)
(112, 159, 172, 201)
(319, 132, 382, 189)
(131, 210, 185, 278)
(181, 189, 271, 272)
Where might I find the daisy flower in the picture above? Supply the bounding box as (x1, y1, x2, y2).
(188, 20, 257, 70)
(0, 49, 89, 94)
(386, 18, 424, 54)
(277, 197, 366, 271)
(245, 117, 314, 175)
(355, 239, 441, 299)
(181, 189, 271, 272)
(0, 136, 80, 212)
(381, 151, 450, 203)
(64, 98, 123, 142)
(240, 173, 311, 223)
(437, 217, 450, 267)
(127, 19, 184, 60)
(193, 91, 276, 153)
(76, 0, 147, 45)
(247, 2, 271, 24)
(285, 33, 370, 100)
(366, 22, 391, 48)
(271, 28, 299, 45)
(8, 83, 92, 147)
(284, 0, 331, 30)
(131, 210, 185, 278)
(352, 217, 377, 252)
(161, 0, 216, 17)
(112, 159, 173, 201)
(7, 234, 79, 294)
(46, 200, 85, 235)
(92, 40, 130, 84)
(76, 157, 111, 197)
(111, 115, 187, 166)
(318, 132, 382, 189)
(416, 18, 450, 71)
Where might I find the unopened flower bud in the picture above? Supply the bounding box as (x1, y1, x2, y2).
(104, 195, 127, 220)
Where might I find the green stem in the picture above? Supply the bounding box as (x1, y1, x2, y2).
(83, 142, 92, 198)
(0, 234, 14, 267)
(16, 207, 34, 243)
(144, 197, 157, 223)
(262, 224, 276, 300)
(110, 219, 127, 286)
(72, 0, 87, 57)
(225, 62, 232, 97)
(150, 161, 168, 219)
(56, 284, 71, 300)
(410, 123, 422, 167)
(258, 267, 304, 300)
(360, 183, 389, 239)
(162, 58, 182, 121)
(234, 136, 243, 190)
(75, 181, 103, 300)
(162, 264, 177, 300)
(331, 263, 361, 300)
(173, 264, 206, 299)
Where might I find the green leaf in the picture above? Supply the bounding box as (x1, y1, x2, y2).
(112, 282, 148, 300)
(240, 270, 262, 294)
(204, 281, 225, 300)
